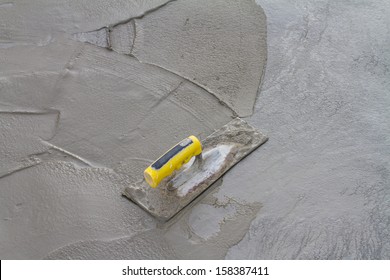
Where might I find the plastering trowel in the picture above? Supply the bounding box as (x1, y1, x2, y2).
(123, 118, 268, 221)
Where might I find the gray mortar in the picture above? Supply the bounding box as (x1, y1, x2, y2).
(224, 0, 390, 259)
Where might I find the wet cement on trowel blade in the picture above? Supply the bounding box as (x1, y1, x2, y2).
(174, 145, 234, 197)
(123, 118, 268, 221)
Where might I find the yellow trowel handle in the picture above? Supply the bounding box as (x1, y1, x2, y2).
(144, 135, 202, 188)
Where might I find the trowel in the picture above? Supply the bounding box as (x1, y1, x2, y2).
(123, 118, 267, 221)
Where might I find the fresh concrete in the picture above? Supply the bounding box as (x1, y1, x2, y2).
(225, 0, 390, 259)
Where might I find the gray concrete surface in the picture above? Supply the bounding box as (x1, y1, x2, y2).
(225, 0, 390, 259)
(1, 0, 390, 259)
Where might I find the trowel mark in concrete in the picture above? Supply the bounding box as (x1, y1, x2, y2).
(0, 109, 59, 177)
(73, 20, 135, 55)
(108, 20, 136, 54)
(0, 103, 95, 178)
(73, 28, 110, 49)
(75, 20, 136, 54)
(45, 229, 177, 260)
(0, 2, 13, 8)
(29, 142, 94, 168)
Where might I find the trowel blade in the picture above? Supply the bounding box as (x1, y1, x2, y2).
(123, 117, 268, 221)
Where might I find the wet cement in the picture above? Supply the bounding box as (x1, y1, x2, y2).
(2, 0, 390, 260)
(224, 0, 390, 259)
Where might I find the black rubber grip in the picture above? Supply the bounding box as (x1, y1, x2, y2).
(151, 138, 193, 170)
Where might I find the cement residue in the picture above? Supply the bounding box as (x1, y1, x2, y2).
(164, 193, 262, 259)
